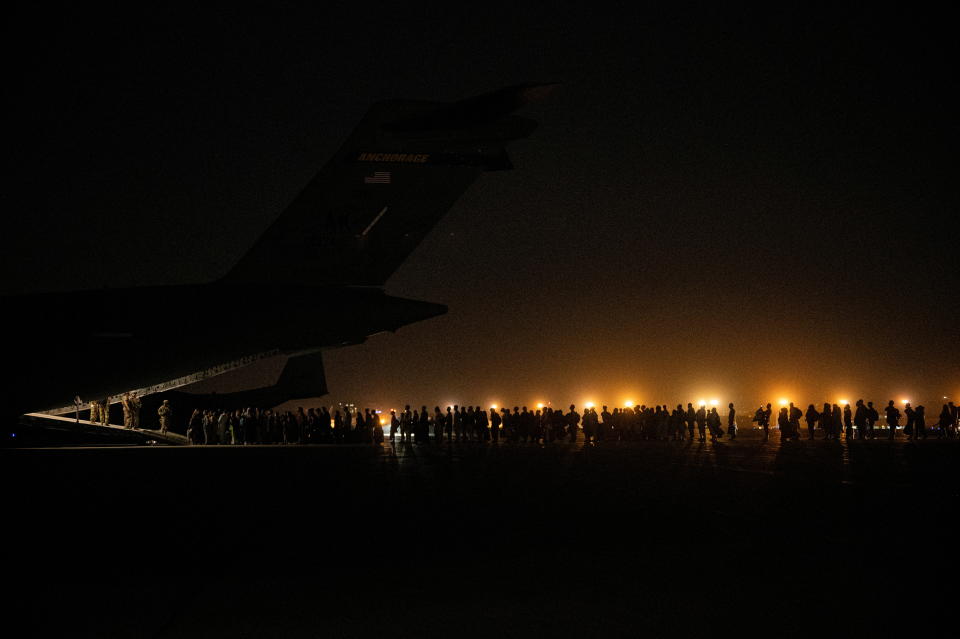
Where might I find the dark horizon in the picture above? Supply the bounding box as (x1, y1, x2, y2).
(7, 6, 958, 411)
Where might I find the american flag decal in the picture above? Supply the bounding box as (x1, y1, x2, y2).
(364, 171, 391, 184)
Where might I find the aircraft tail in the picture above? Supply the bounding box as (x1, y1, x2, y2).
(221, 83, 556, 286)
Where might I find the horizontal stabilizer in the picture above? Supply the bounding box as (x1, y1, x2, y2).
(159, 350, 328, 411)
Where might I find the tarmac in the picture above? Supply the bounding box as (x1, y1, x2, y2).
(4, 430, 957, 638)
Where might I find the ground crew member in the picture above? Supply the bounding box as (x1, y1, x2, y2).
(130, 393, 141, 428)
(158, 399, 172, 434)
(121, 393, 132, 428)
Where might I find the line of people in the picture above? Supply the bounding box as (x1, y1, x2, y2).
(185, 406, 375, 445)
(383, 403, 738, 444)
(182, 400, 959, 445)
(752, 400, 957, 441)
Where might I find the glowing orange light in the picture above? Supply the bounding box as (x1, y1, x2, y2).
(584, 402, 595, 409)
(779, 398, 789, 406)
(901, 398, 910, 405)
(624, 400, 634, 408)
(379, 418, 386, 426)
(839, 399, 849, 406)
(698, 399, 706, 407)
(710, 399, 719, 406)
(536, 402, 544, 409)
(490, 404, 498, 410)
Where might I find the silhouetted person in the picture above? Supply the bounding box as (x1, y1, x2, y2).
(416, 405, 430, 443)
(186, 409, 200, 445)
(853, 399, 867, 440)
(778, 407, 793, 441)
(820, 403, 833, 440)
(388, 410, 398, 443)
(433, 406, 444, 442)
(843, 403, 853, 440)
(751, 406, 764, 439)
(788, 403, 802, 439)
(684, 403, 696, 441)
(805, 404, 819, 440)
(762, 403, 773, 440)
(695, 405, 707, 442)
(706, 407, 721, 442)
(599, 405, 612, 442)
(566, 404, 580, 443)
(914, 405, 926, 440)
(333, 410, 343, 443)
(937, 404, 952, 439)
(865, 401, 879, 439)
(490, 407, 501, 442)
(884, 400, 901, 439)
(726, 403, 737, 440)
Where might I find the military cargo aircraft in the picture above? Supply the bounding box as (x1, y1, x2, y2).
(5, 83, 554, 418)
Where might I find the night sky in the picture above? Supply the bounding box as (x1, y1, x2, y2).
(8, 5, 959, 411)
